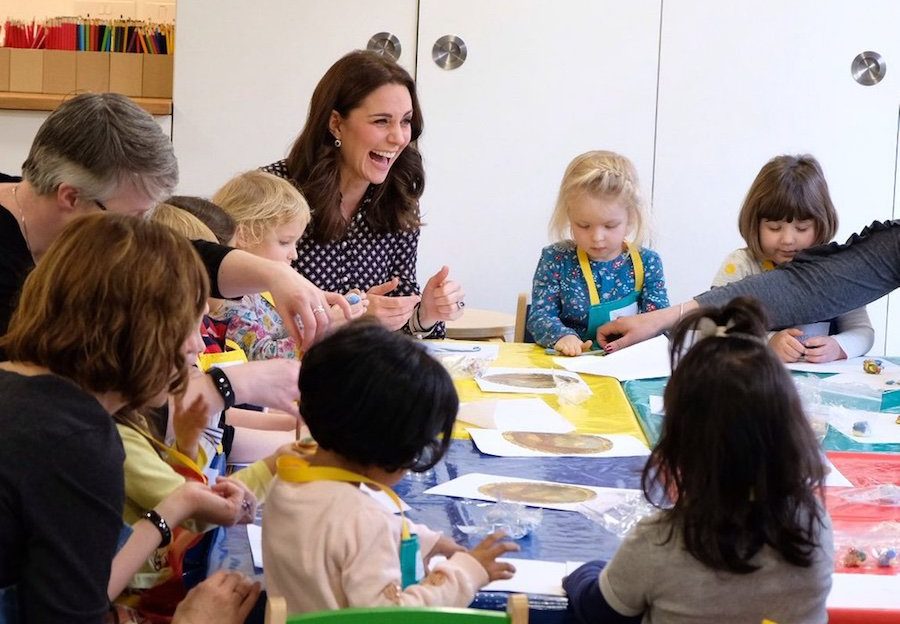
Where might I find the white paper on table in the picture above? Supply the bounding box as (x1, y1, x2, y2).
(425, 340, 500, 359)
(823, 456, 853, 487)
(649, 395, 665, 415)
(787, 355, 899, 375)
(826, 408, 900, 445)
(827, 573, 900, 610)
(361, 484, 411, 513)
(821, 370, 900, 393)
(469, 429, 650, 458)
(247, 524, 263, 569)
(476, 367, 589, 395)
(483, 559, 566, 596)
(457, 399, 574, 433)
(553, 335, 670, 381)
(424, 472, 640, 513)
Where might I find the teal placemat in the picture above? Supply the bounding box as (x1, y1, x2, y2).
(623, 375, 900, 453)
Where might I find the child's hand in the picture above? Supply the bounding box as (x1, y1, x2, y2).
(173, 395, 210, 461)
(554, 335, 592, 356)
(425, 534, 466, 567)
(769, 328, 805, 362)
(469, 532, 519, 581)
(802, 335, 846, 363)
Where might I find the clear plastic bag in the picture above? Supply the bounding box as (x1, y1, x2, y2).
(454, 499, 543, 540)
(577, 491, 658, 538)
(554, 373, 591, 406)
(833, 521, 900, 570)
(434, 353, 493, 379)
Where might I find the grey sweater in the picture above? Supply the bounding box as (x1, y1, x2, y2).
(696, 220, 900, 328)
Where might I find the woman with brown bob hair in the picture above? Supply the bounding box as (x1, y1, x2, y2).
(0, 214, 258, 624)
(263, 50, 465, 338)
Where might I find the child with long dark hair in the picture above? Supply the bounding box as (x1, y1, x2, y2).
(565, 297, 833, 623)
(262, 320, 517, 612)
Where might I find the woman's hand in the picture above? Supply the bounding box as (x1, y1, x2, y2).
(208, 477, 258, 525)
(554, 335, 592, 356)
(172, 571, 260, 624)
(769, 328, 805, 362)
(226, 359, 301, 417)
(802, 335, 846, 363)
(597, 303, 692, 352)
(418, 266, 466, 328)
(366, 277, 421, 331)
(173, 395, 210, 461)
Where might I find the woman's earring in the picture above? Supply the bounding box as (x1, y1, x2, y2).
(334, 138, 342, 148)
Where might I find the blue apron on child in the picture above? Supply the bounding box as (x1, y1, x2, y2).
(577, 243, 645, 343)
(276, 457, 424, 588)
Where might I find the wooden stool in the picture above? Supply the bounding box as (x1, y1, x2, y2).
(445, 308, 516, 342)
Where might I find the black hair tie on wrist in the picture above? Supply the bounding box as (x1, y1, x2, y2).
(143, 509, 172, 547)
(207, 366, 236, 410)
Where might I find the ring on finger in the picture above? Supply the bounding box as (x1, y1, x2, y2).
(241, 498, 252, 513)
(456, 300, 466, 310)
(312, 305, 326, 315)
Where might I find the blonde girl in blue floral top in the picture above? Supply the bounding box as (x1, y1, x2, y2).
(210, 171, 313, 360)
(527, 151, 669, 355)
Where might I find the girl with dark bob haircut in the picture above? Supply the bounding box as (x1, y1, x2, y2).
(298, 319, 456, 472)
(565, 297, 833, 624)
(262, 320, 518, 611)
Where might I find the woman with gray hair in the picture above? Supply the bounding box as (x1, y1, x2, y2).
(0, 92, 350, 344)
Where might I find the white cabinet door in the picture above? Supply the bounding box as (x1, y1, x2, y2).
(415, 0, 662, 314)
(654, 1, 900, 354)
(172, 0, 418, 195)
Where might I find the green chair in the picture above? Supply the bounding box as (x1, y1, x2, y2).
(265, 594, 529, 624)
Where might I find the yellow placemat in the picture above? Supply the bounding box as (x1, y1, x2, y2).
(451, 343, 645, 444)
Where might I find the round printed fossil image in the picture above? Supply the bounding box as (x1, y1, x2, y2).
(501, 431, 613, 455)
(478, 481, 597, 504)
(480, 372, 558, 389)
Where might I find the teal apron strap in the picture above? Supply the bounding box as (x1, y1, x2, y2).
(579, 243, 645, 343)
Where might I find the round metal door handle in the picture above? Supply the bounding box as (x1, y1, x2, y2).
(367, 32, 401, 61)
(432, 35, 467, 70)
(851, 51, 886, 86)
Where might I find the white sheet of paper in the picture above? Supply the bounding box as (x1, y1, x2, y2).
(247, 523, 263, 569)
(788, 356, 899, 375)
(823, 456, 853, 487)
(469, 429, 650, 458)
(476, 368, 589, 395)
(826, 408, 900, 444)
(821, 370, 900, 393)
(457, 399, 574, 433)
(482, 559, 566, 596)
(553, 335, 671, 380)
(424, 472, 640, 513)
(827, 573, 900, 610)
(649, 395, 665, 415)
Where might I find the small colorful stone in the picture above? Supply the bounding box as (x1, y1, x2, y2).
(876, 548, 897, 567)
(851, 420, 871, 437)
(842, 547, 867, 567)
(863, 358, 884, 374)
